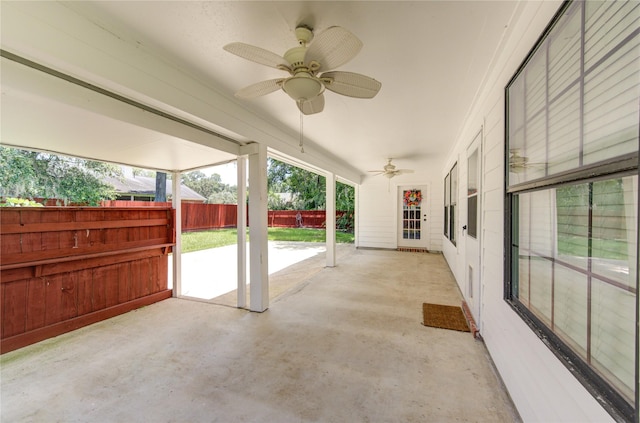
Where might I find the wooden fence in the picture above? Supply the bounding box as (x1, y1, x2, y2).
(182, 203, 238, 231)
(267, 210, 341, 228)
(7, 198, 344, 230)
(101, 202, 337, 231)
(0, 207, 174, 353)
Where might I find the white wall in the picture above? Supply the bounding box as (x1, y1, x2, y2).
(358, 160, 444, 252)
(439, 1, 615, 422)
(358, 179, 397, 249)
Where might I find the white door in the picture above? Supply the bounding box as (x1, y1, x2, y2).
(397, 185, 429, 249)
(465, 132, 482, 324)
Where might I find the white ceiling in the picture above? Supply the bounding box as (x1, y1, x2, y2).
(1, 1, 531, 179)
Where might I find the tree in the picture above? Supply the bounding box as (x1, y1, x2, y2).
(0, 146, 120, 205)
(267, 158, 326, 209)
(155, 172, 167, 202)
(336, 181, 355, 232)
(267, 158, 355, 231)
(181, 170, 237, 204)
(133, 168, 155, 177)
(208, 190, 237, 204)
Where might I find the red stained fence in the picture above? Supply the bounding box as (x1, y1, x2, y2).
(0, 207, 175, 353)
(100, 200, 173, 208)
(267, 210, 342, 228)
(181, 206, 337, 230)
(100, 201, 238, 231)
(100, 201, 237, 231)
(181, 203, 238, 231)
(100, 202, 336, 231)
(22, 199, 336, 230)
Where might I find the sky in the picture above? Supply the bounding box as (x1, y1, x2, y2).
(121, 162, 239, 185)
(203, 162, 239, 186)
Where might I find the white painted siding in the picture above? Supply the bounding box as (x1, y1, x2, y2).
(358, 180, 397, 249)
(359, 166, 444, 252)
(441, 2, 615, 422)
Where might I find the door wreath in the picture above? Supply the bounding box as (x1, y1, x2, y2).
(403, 189, 422, 207)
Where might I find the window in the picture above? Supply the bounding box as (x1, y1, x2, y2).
(467, 143, 479, 239)
(444, 163, 457, 244)
(505, 1, 639, 420)
(444, 174, 450, 237)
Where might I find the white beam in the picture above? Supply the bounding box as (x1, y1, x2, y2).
(236, 156, 247, 309)
(171, 172, 182, 297)
(326, 172, 336, 267)
(248, 144, 269, 312)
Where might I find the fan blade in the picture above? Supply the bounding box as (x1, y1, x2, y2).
(235, 79, 285, 99)
(320, 71, 381, 98)
(224, 43, 291, 71)
(367, 170, 385, 174)
(305, 26, 362, 72)
(297, 94, 325, 115)
(396, 169, 414, 174)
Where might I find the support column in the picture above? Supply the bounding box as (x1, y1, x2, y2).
(326, 172, 336, 267)
(236, 156, 247, 309)
(248, 144, 269, 312)
(354, 184, 359, 248)
(171, 171, 182, 297)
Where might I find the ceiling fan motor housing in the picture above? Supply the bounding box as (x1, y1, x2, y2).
(284, 46, 308, 69)
(282, 73, 324, 101)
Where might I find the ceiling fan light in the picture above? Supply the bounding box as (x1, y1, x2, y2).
(283, 75, 323, 101)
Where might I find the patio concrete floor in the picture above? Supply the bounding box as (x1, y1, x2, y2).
(172, 241, 340, 303)
(1, 246, 521, 422)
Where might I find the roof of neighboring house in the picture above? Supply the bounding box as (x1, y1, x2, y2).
(104, 175, 206, 202)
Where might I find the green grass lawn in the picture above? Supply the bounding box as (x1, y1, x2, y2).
(181, 227, 354, 253)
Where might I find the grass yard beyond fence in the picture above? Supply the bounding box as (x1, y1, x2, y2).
(181, 228, 354, 253)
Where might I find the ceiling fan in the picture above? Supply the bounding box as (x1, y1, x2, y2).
(368, 159, 414, 179)
(224, 25, 382, 115)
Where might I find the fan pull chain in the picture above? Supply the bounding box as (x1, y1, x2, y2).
(298, 106, 305, 153)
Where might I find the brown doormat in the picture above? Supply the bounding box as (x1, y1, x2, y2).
(422, 303, 470, 332)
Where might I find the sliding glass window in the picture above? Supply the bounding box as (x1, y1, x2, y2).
(505, 1, 639, 420)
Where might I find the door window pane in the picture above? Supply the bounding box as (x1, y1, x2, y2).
(402, 189, 422, 240)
